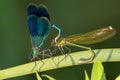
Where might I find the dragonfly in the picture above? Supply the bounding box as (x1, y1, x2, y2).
(27, 3, 62, 62)
(51, 26, 116, 64)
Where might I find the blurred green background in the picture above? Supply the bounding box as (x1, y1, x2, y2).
(0, 0, 120, 80)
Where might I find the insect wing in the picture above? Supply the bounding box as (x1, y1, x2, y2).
(64, 26, 116, 44)
(28, 15, 38, 36)
(28, 3, 50, 20)
(38, 4, 50, 20)
(37, 17, 51, 37)
(28, 3, 38, 16)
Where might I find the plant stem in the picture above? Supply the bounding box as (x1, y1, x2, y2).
(0, 48, 120, 79)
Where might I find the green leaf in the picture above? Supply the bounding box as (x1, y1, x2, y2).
(36, 72, 42, 80)
(84, 70, 89, 80)
(42, 75, 56, 80)
(115, 75, 120, 80)
(36, 72, 56, 80)
(91, 62, 106, 80)
(0, 48, 120, 79)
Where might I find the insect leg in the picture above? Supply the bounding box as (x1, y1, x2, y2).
(67, 42, 95, 64)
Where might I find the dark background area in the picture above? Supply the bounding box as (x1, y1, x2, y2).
(0, 0, 120, 80)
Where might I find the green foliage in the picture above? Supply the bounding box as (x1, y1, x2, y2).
(36, 72, 42, 80)
(85, 62, 106, 80)
(84, 70, 89, 80)
(115, 75, 120, 80)
(91, 62, 106, 80)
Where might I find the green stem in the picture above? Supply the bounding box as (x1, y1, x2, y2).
(0, 48, 120, 79)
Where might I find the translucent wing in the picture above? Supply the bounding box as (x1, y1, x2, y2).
(62, 26, 116, 45)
